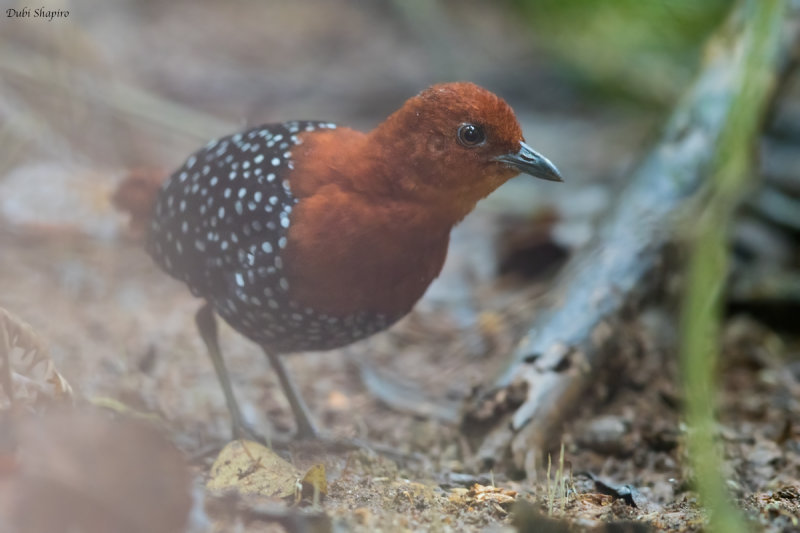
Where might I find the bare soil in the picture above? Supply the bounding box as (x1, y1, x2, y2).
(1, 2, 798, 531)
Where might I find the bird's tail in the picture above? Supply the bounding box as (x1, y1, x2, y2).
(112, 168, 168, 242)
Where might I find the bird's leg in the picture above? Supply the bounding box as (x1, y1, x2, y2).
(195, 302, 257, 441)
(263, 349, 318, 439)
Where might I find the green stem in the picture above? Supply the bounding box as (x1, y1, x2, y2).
(679, 1, 786, 532)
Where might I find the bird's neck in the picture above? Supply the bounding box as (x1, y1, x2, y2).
(293, 127, 483, 228)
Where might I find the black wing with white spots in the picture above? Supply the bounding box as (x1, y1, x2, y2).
(148, 121, 321, 294)
(147, 121, 385, 351)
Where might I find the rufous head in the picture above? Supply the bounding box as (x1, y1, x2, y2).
(368, 82, 561, 220)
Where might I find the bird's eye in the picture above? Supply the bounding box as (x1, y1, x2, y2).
(457, 123, 486, 147)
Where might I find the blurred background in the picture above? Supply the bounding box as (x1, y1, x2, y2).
(0, 0, 739, 324)
(0, 0, 732, 215)
(0, 0, 739, 413)
(2, 1, 799, 529)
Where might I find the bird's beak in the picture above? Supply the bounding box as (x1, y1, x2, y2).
(494, 141, 563, 182)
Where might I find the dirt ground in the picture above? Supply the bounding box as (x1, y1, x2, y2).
(1, 2, 799, 532)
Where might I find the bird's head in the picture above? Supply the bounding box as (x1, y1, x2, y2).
(368, 82, 562, 220)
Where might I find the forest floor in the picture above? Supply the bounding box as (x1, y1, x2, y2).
(1, 225, 799, 532)
(1, 1, 799, 531)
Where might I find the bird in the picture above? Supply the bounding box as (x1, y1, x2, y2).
(125, 82, 562, 440)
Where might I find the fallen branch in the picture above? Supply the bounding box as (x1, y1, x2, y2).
(468, 1, 800, 475)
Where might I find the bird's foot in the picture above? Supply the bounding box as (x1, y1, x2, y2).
(293, 417, 319, 441)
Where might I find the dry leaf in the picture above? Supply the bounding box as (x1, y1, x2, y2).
(301, 463, 328, 503)
(468, 484, 517, 507)
(0, 307, 73, 409)
(207, 440, 300, 498)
